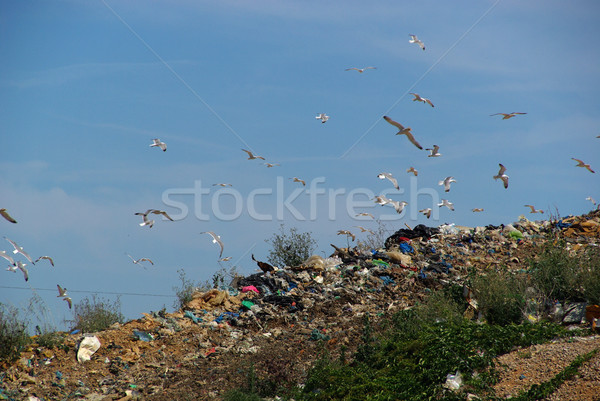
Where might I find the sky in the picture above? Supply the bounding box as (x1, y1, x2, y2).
(1, 0, 599, 331)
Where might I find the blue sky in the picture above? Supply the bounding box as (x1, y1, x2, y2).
(1, 0, 599, 330)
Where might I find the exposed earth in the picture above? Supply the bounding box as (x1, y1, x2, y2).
(1, 211, 599, 400)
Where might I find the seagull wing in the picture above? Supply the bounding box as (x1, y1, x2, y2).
(139, 258, 154, 265)
(242, 149, 254, 159)
(35, 256, 55, 266)
(403, 131, 423, 150)
(17, 262, 28, 282)
(498, 164, 507, 176)
(0, 209, 17, 223)
(63, 297, 72, 309)
(425, 99, 434, 107)
(57, 284, 66, 297)
(383, 115, 405, 131)
(345, 68, 359, 71)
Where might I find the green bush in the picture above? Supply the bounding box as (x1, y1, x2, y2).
(472, 268, 527, 326)
(580, 246, 600, 305)
(265, 224, 317, 267)
(72, 295, 125, 333)
(173, 268, 200, 310)
(528, 242, 584, 303)
(0, 303, 31, 364)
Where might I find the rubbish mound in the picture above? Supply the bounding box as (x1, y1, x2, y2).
(1, 211, 599, 400)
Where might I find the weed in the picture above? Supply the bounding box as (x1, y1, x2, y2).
(0, 303, 30, 364)
(71, 295, 125, 333)
(472, 268, 527, 325)
(265, 224, 317, 267)
(356, 219, 391, 252)
(172, 268, 199, 310)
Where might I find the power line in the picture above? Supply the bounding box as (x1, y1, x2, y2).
(0, 285, 176, 298)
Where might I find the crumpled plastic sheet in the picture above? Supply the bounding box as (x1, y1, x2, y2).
(77, 336, 101, 363)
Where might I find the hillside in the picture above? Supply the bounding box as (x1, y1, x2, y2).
(1, 211, 599, 400)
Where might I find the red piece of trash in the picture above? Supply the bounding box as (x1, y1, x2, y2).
(242, 285, 260, 294)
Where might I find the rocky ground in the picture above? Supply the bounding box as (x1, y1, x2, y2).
(1, 211, 599, 400)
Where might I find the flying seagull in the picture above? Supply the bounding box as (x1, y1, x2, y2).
(354, 226, 375, 235)
(1, 251, 15, 265)
(524, 205, 544, 214)
(212, 183, 232, 187)
(315, 113, 330, 123)
(409, 34, 425, 50)
(490, 112, 527, 120)
(35, 256, 54, 267)
(200, 231, 224, 258)
(134, 210, 155, 228)
(586, 196, 597, 206)
(7, 261, 28, 282)
(337, 230, 356, 241)
(242, 149, 265, 160)
(0, 209, 17, 224)
(409, 93, 434, 107)
(264, 163, 280, 168)
(126, 254, 154, 266)
(252, 254, 275, 273)
(377, 172, 399, 190)
(57, 285, 71, 309)
(426, 145, 441, 157)
(472, 208, 484, 212)
(290, 177, 306, 186)
(150, 138, 167, 151)
(4, 237, 34, 264)
(419, 208, 432, 219)
(438, 176, 457, 192)
(389, 200, 408, 214)
(572, 158, 595, 173)
(438, 199, 455, 211)
(493, 164, 509, 189)
(374, 195, 393, 206)
(219, 256, 232, 262)
(345, 67, 376, 73)
(406, 167, 418, 176)
(383, 116, 423, 150)
(355, 212, 374, 219)
(150, 209, 174, 221)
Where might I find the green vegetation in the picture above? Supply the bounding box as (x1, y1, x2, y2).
(0, 303, 31, 364)
(471, 268, 527, 326)
(173, 268, 200, 310)
(265, 224, 317, 267)
(357, 220, 391, 252)
(71, 294, 125, 333)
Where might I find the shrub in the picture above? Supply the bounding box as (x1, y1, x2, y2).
(528, 241, 584, 303)
(265, 224, 317, 267)
(580, 246, 600, 305)
(471, 268, 527, 326)
(357, 220, 391, 252)
(173, 268, 200, 310)
(0, 303, 30, 364)
(72, 295, 125, 333)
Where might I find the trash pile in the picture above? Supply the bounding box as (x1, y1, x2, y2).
(1, 211, 599, 400)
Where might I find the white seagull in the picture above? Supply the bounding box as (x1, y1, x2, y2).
(572, 158, 595, 173)
(264, 163, 280, 168)
(406, 167, 418, 176)
(219, 256, 232, 262)
(290, 177, 306, 186)
(472, 208, 484, 212)
(354, 226, 375, 235)
(493, 164, 509, 189)
(212, 183, 232, 187)
(409, 93, 434, 107)
(377, 172, 399, 190)
(374, 195, 393, 206)
(383, 116, 423, 150)
(242, 149, 265, 160)
(134, 210, 155, 228)
(315, 113, 330, 123)
(200, 231, 224, 258)
(389, 200, 408, 214)
(524, 205, 544, 214)
(490, 112, 527, 120)
(7, 261, 28, 282)
(4, 237, 34, 264)
(0, 209, 17, 224)
(419, 208, 432, 219)
(438, 199, 455, 211)
(150, 138, 167, 151)
(438, 176, 457, 192)
(345, 67, 376, 73)
(126, 254, 154, 268)
(57, 284, 71, 309)
(337, 230, 356, 241)
(409, 34, 425, 50)
(35, 256, 54, 267)
(426, 145, 442, 157)
(355, 212, 375, 219)
(1, 251, 15, 265)
(586, 196, 597, 206)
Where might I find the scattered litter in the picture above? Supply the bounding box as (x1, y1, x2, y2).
(77, 336, 101, 363)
